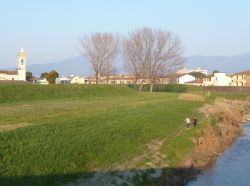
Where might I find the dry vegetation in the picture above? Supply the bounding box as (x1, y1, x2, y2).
(200, 98, 244, 124)
(178, 93, 205, 101)
(187, 98, 245, 167)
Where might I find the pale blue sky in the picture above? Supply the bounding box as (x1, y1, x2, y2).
(1, 0, 250, 67)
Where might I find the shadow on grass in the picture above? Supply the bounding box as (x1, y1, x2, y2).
(0, 167, 201, 186)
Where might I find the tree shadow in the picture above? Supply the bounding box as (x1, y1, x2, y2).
(0, 167, 201, 186)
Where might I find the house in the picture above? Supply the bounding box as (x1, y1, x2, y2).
(85, 77, 98, 84)
(36, 78, 49, 85)
(177, 67, 208, 76)
(231, 70, 250, 87)
(85, 75, 137, 84)
(55, 77, 71, 84)
(185, 79, 204, 86)
(203, 73, 232, 86)
(70, 76, 86, 84)
(104, 75, 136, 84)
(160, 74, 179, 84)
(160, 74, 196, 84)
(177, 74, 196, 84)
(0, 48, 26, 81)
(29, 77, 49, 85)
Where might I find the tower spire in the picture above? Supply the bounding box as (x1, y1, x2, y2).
(17, 47, 26, 81)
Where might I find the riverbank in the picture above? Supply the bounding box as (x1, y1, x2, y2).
(161, 98, 247, 185)
(191, 98, 245, 166)
(188, 122, 250, 185)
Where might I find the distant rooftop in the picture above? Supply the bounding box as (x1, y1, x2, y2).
(233, 70, 250, 75)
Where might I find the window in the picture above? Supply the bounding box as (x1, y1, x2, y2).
(21, 59, 24, 65)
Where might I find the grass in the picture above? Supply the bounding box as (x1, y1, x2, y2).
(0, 84, 134, 104)
(161, 120, 205, 167)
(208, 92, 250, 101)
(128, 84, 205, 93)
(178, 93, 205, 101)
(0, 84, 246, 186)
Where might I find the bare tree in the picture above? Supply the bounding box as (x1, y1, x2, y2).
(101, 34, 119, 84)
(123, 27, 184, 92)
(80, 33, 119, 84)
(146, 28, 184, 92)
(123, 30, 148, 91)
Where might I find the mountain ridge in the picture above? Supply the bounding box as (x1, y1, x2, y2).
(4, 53, 250, 76)
(186, 53, 250, 74)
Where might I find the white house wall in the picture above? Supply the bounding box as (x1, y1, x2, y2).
(178, 74, 196, 84)
(0, 74, 20, 81)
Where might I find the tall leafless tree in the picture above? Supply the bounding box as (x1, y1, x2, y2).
(80, 33, 119, 84)
(123, 27, 184, 92)
(123, 30, 148, 91)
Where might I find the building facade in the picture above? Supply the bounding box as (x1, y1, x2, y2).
(231, 70, 250, 86)
(203, 73, 232, 86)
(85, 75, 137, 85)
(70, 76, 86, 84)
(177, 67, 208, 76)
(0, 48, 26, 81)
(177, 74, 196, 84)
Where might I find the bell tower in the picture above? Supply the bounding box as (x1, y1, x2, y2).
(17, 48, 26, 81)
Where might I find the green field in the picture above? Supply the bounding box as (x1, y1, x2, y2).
(0, 84, 245, 186)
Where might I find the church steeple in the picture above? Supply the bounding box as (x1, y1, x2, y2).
(17, 48, 26, 81)
(18, 48, 26, 59)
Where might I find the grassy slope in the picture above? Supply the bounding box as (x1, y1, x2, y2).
(0, 84, 134, 104)
(0, 85, 208, 185)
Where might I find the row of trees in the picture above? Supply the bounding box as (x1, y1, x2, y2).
(26, 71, 59, 84)
(80, 27, 184, 92)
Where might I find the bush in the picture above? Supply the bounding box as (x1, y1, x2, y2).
(46, 70, 59, 84)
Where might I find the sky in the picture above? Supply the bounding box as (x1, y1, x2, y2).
(1, 0, 250, 67)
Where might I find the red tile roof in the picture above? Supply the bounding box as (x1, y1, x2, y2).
(28, 76, 39, 81)
(233, 70, 250, 75)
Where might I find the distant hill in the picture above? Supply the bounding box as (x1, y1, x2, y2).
(8, 53, 250, 77)
(186, 53, 250, 74)
(28, 56, 90, 77)
(27, 56, 125, 77)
